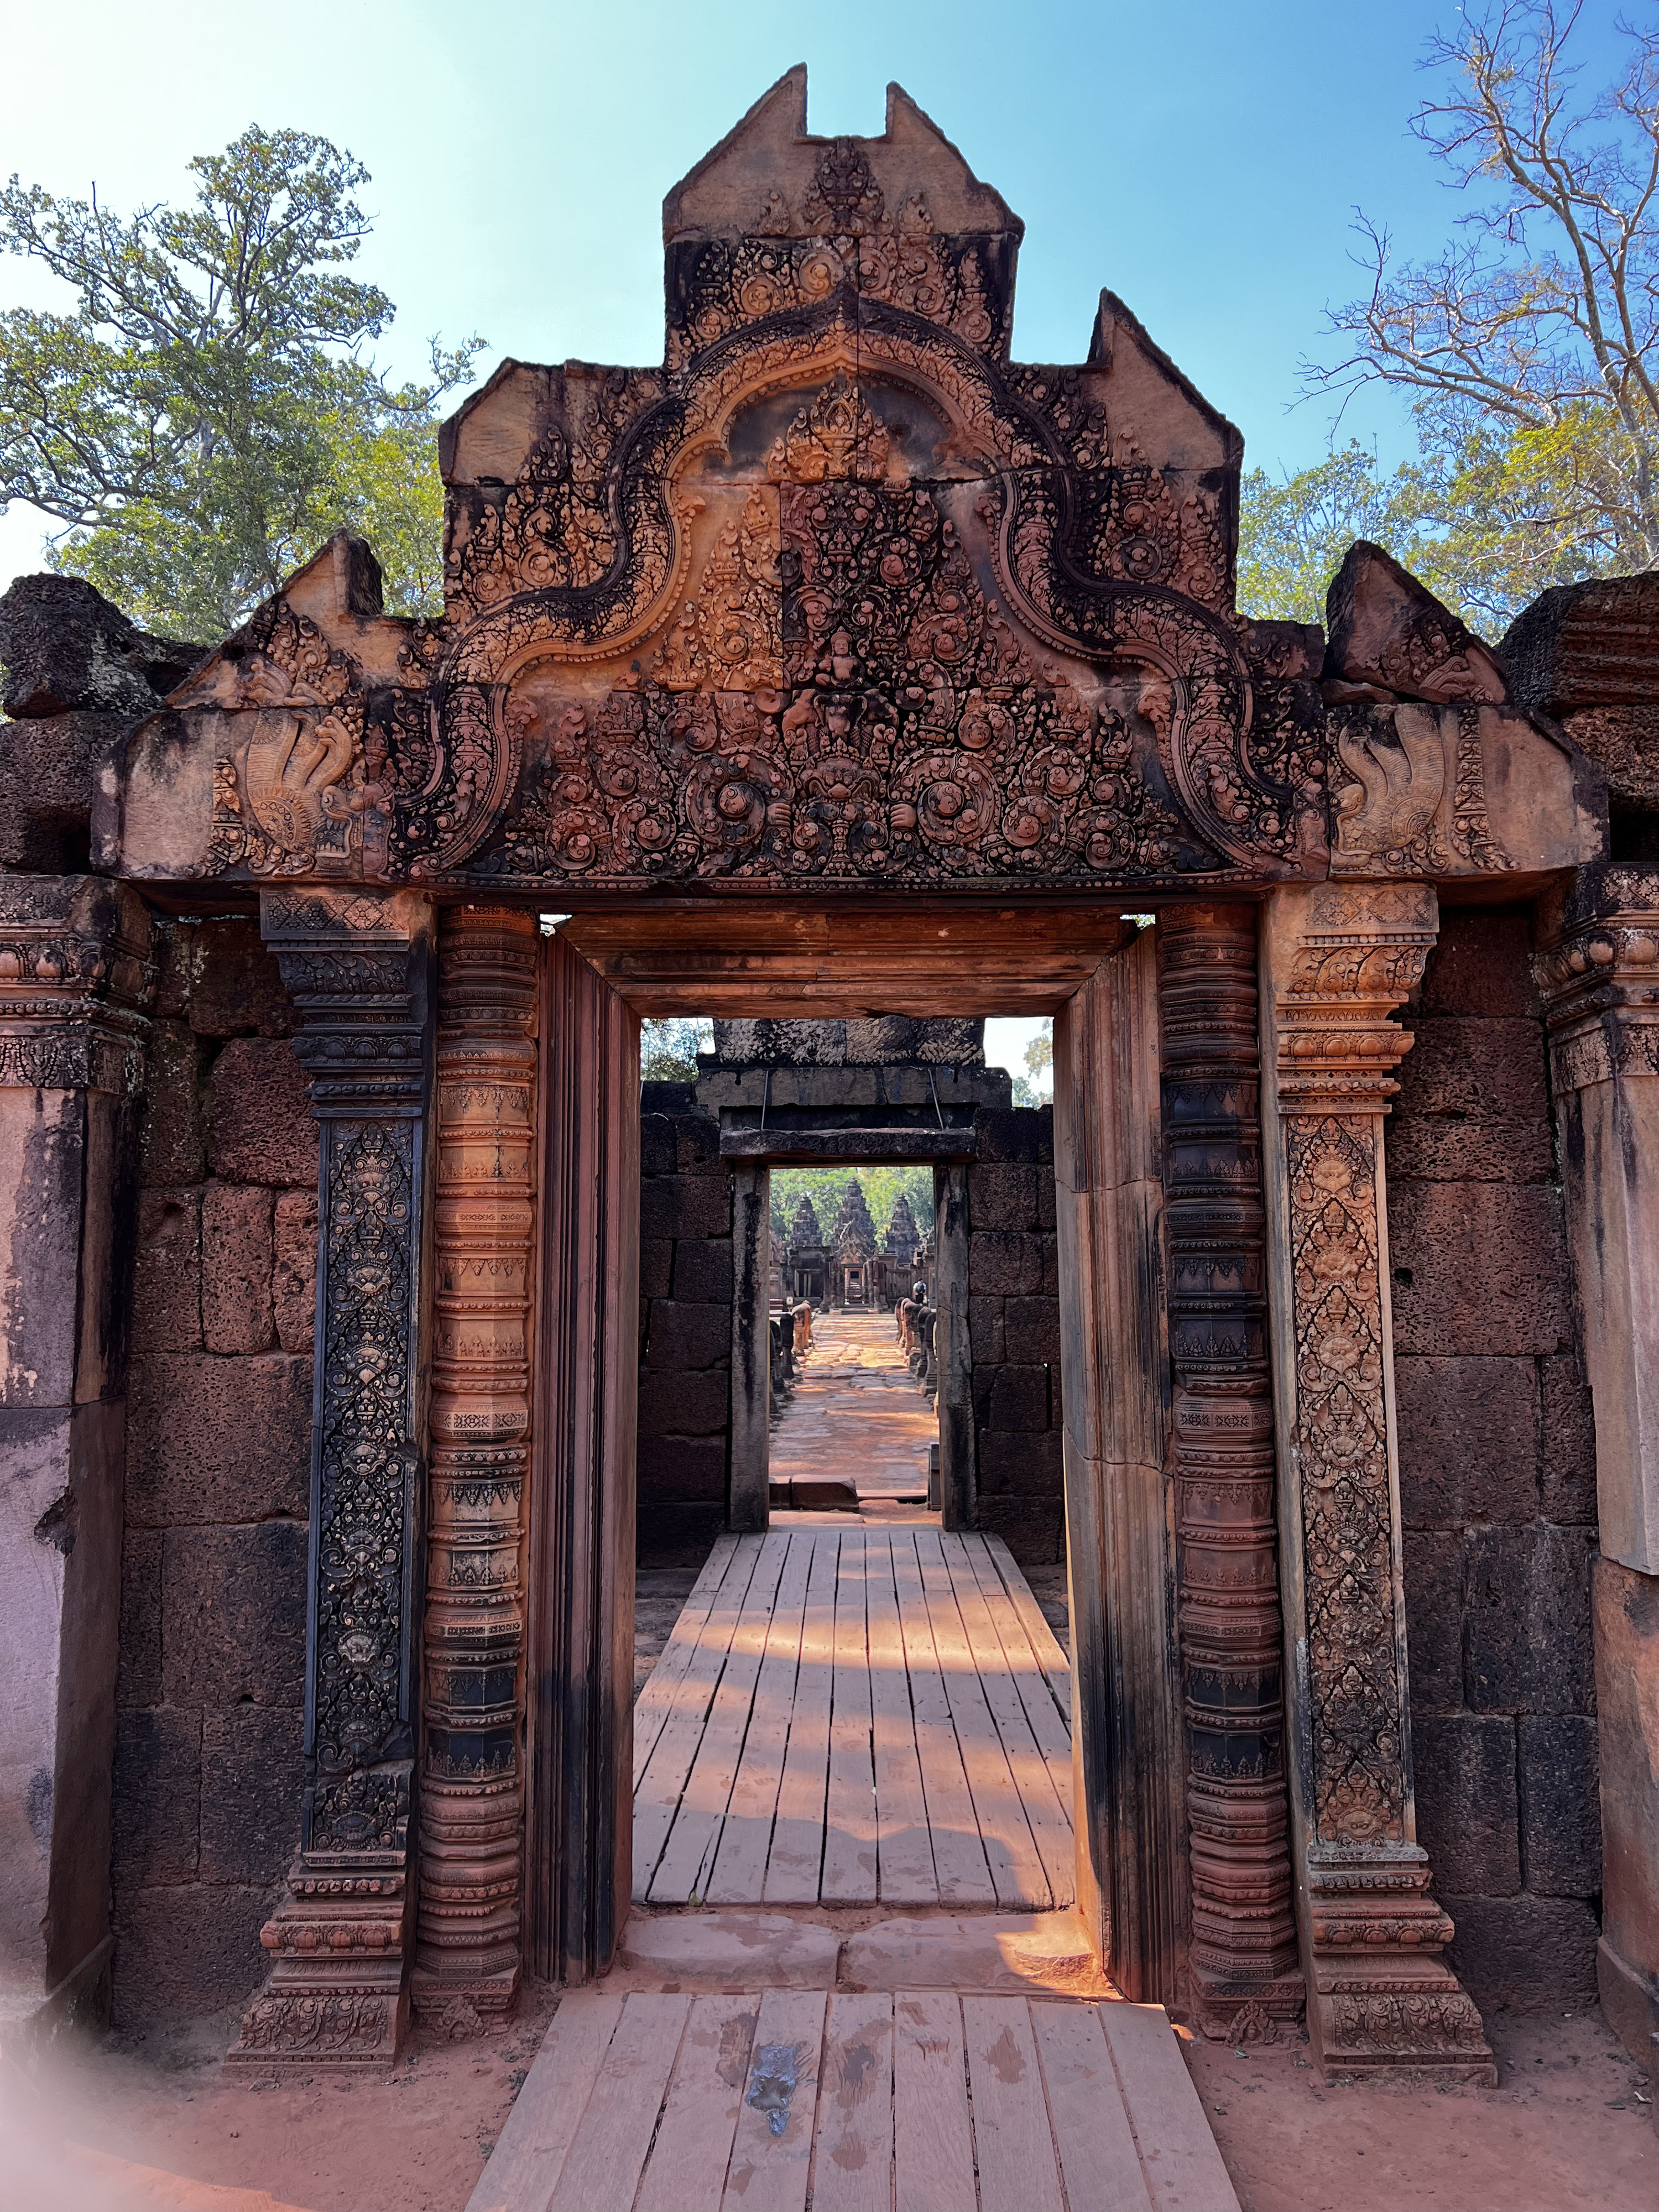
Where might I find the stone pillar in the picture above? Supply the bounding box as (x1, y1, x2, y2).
(1260, 881, 1494, 2081)
(1156, 906, 1302, 2039)
(0, 874, 153, 2051)
(412, 909, 538, 2024)
(231, 887, 434, 2073)
(1536, 864, 1659, 2069)
(728, 1160, 770, 1532)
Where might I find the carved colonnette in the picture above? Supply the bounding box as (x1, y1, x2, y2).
(1156, 906, 1303, 2039)
(1260, 881, 1494, 2081)
(231, 888, 434, 2072)
(412, 909, 539, 2020)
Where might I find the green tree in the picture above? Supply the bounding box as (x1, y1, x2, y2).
(770, 1167, 935, 1245)
(640, 1017, 712, 1083)
(0, 126, 482, 638)
(1238, 444, 1438, 625)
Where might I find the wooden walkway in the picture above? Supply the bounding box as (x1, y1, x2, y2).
(633, 1528, 1074, 1911)
(467, 1985, 1240, 2212)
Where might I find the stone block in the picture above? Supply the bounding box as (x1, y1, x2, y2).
(0, 571, 201, 718)
(126, 1353, 311, 1526)
(1412, 1714, 1520, 1897)
(968, 1164, 1040, 1232)
(111, 1708, 201, 1886)
(1419, 910, 1538, 1019)
(272, 1189, 317, 1355)
(131, 1190, 201, 1354)
(189, 919, 298, 1038)
(977, 1428, 1063, 1495)
(1540, 1354, 1598, 1525)
(117, 1529, 163, 1708)
(618, 1908, 842, 1986)
(160, 1521, 307, 1708)
(644, 1298, 729, 1370)
(1003, 1295, 1062, 1366)
(975, 1496, 1065, 1564)
(1402, 1530, 1467, 1713)
(1519, 1714, 1601, 1896)
(1394, 1355, 1540, 1527)
(137, 1023, 207, 1188)
(111, 1881, 272, 2026)
(200, 1183, 274, 1355)
(640, 1173, 729, 1241)
(199, 1705, 304, 1885)
(1467, 1525, 1596, 1714)
(672, 1238, 733, 1304)
(1395, 1016, 1549, 1125)
(1561, 703, 1659, 808)
(1387, 1113, 1554, 1185)
(969, 1232, 1046, 1297)
(0, 711, 128, 870)
(1442, 1893, 1601, 2014)
(985, 1364, 1051, 1433)
(206, 1040, 316, 1186)
(637, 1432, 727, 1502)
(839, 1910, 1100, 1995)
(676, 1112, 723, 1173)
(1388, 1182, 1572, 1358)
(637, 1366, 729, 1437)
(637, 1501, 726, 1568)
(973, 1107, 1051, 1165)
(639, 1237, 673, 1299)
(149, 917, 201, 1021)
(640, 1113, 679, 1178)
(1036, 1171, 1057, 1230)
(968, 1297, 1005, 1364)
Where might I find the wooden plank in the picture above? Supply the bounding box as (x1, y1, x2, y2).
(650, 1532, 791, 1903)
(633, 1535, 743, 1783)
(721, 1989, 828, 2212)
(1030, 2001, 1154, 2212)
(983, 1533, 1071, 1720)
(465, 1989, 623, 2212)
(959, 1535, 1073, 1806)
(705, 1533, 813, 1904)
(634, 1993, 760, 2212)
(941, 1537, 1075, 1907)
(864, 1535, 938, 1905)
(888, 1533, 996, 1907)
(915, 1531, 1051, 1910)
(961, 1997, 1065, 2212)
(764, 1532, 840, 1902)
(633, 1538, 766, 1897)
(1097, 2003, 1241, 2212)
(821, 1531, 878, 1902)
(545, 1992, 691, 2212)
(811, 1992, 895, 2212)
(893, 1991, 977, 2212)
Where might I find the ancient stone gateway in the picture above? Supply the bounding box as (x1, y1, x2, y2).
(13, 69, 1647, 2091)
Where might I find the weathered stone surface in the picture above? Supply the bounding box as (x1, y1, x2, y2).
(976, 1428, 1062, 1494)
(1442, 1893, 1601, 2013)
(639, 1173, 729, 1241)
(1327, 540, 1507, 704)
(271, 1189, 317, 1355)
(1395, 1355, 1539, 1527)
(1420, 909, 1538, 1018)
(968, 1232, 1047, 1297)
(976, 1495, 1063, 1563)
(200, 1184, 274, 1355)
(0, 711, 129, 870)
(1390, 1016, 1552, 1183)
(672, 1239, 734, 1304)
(1004, 1295, 1062, 1365)
(638, 1237, 674, 1300)
(149, 917, 200, 1022)
(111, 1708, 201, 1886)
(126, 1353, 311, 1526)
(1518, 1714, 1601, 1896)
(644, 1299, 730, 1371)
(968, 1297, 1006, 1364)
(840, 1910, 1099, 1994)
(1540, 1354, 1599, 1526)
(1402, 1530, 1467, 1713)
(199, 1705, 304, 1885)
(1412, 1715, 1520, 1897)
(638, 1367, 729, 1437)
(1501, 571, 1659, 804)
(206, 1039, 316, 1187)
(1592, 1558, 1659, 2055)
(636, 1501, 726, 1567)
(618, 1909, 842, 1985)
(967, 1163, 1041, 1232)
(189, 919, 298, 1039)
(709, 1017, 985, 1068)
(1389, 1182, 1572, 1357)
(131, 1190, 202, 1354)
(160, 1521, 307, 1707)
(111, 1882, 272, 2025)
(117, 1530, 163, 1709)
(0, 572, 202, 718)
(136, 1024, 208, 1188)
(983, 1364, 1050, 1433)
(635, 1433, 727, 1500)
(974, 1107, 1052, 1165)
(639, 1114, 680, 1178)
(1466, 1525, 1596, 1714)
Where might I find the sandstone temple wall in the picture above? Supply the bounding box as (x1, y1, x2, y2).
(1390, 906, 1602, 2015)
(966, 1107, 1064, 1566)
(113, 917, 316, 2023)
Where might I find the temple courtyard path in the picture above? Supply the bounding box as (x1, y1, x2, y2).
(632, 1527, 1074, 1911)
(768, 1307, 939, 1505)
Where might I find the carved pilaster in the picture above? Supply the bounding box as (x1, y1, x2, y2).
(231, 888, 434, 2074)
(1261, 880, 1494, 2081)
(0, 873, 154, 1097)
(411, 909, 539, 2023)
(1156, 907, 1302, 2039)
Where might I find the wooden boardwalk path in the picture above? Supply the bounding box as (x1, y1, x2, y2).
(467, 1985, 1241, 2212)
(633, 1528, 1074, 1911)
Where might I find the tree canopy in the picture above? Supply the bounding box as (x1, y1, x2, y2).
(0, 126, 481, 639)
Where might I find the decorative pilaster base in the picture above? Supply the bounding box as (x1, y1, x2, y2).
(231, 1865, 410, 2073)
(1304, 1851, 1494, 2080)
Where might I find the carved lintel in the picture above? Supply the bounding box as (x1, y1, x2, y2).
(1536, 863, 1659, 1092)
(1263, 880, 1494, 2081)
(229, 886, 435, 2074)
(411, 908, 539, 2021)
(0, 874, 154, 1093)
(1156, 906, 1302, 2037)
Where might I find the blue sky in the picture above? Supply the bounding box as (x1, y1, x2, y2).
(0, 0, 1634, 592)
